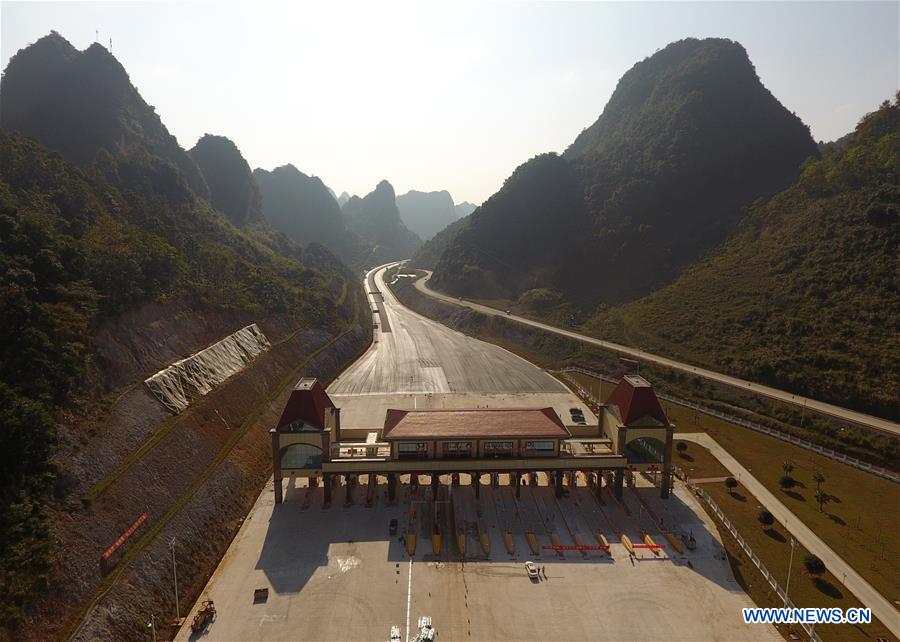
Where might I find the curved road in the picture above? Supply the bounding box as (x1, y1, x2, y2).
(328, 265, 594, 431)
(330, 265, 566, 396)
(680, 433, 900, 638)
(414, 272, 899, 436)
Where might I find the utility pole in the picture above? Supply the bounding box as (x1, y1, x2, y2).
(784, 537, 797, 606)
(147, 613, 156, 642)
(170, 537, 180, 621)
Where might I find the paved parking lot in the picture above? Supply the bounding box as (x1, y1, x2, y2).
(177, 474, 779, 642)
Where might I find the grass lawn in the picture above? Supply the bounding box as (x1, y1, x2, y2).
(694, 417, 899, 607)
(672, 441, 730, 479)
(703, 481, 897, 642)
(571, 371, 900, 613)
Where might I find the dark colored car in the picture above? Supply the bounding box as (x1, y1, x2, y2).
(389, 518, 398, 535)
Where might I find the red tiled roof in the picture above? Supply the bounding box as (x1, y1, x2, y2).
(382, 408, 569, 440)
(605, 375, 669, 427)
(276, 378, 334, 431)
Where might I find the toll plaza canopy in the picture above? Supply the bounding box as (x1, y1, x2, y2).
(270, 374, 676, 502)
(382, 407, 569, 441)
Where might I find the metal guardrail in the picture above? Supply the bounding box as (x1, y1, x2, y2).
(555, 367, 899, 485)
(689, 484, 823, 642)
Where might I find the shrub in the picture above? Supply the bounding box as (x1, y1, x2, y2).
(779, 475, 796, 489)
(804, 554, 826, 577)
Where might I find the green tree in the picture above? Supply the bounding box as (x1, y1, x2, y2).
(757, 510, 775, 530)
(815, 488, 831, 513)
(676, 441, 688, 456)
(782, 461, 794, 475)
(724, 477, 738, 491)
(779, 475, 796, 490)
(812, 470, 825, 490)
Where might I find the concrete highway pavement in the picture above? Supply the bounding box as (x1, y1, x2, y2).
(174, 264, 786, 642)
(680, 432, 900, 638)
(329, 265, 595, 430)
(413, 271, 900, 436)
(331, 265, 566, 396)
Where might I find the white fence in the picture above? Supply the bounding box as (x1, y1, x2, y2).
(555, 366, 899, 485)
(690, 485, 823, 642)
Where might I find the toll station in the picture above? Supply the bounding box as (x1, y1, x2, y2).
(270, 374, 674, 506)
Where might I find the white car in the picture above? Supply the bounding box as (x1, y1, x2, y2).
(524, 561, 539, 580)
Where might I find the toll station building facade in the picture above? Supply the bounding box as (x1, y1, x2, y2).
(271, 375, 675, 505)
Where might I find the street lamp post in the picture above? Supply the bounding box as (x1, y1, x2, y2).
(784, 537, 797, 606)
(147, 613, 156, 642)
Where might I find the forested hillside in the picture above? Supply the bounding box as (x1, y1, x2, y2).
(408, 216, 470, 270)
(0, 32, 209, 199)
(0, 33, 361, 637)
(343, 180, 422, 262)
(189, 134, 264, 228)
(431, 38, 818, 305)
(589, 96, 899, 418)
(254, 164, 373, 267)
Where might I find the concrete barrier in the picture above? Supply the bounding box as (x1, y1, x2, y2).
(478, 519, 491, 555)
(664, 532, 684, 554)
(549, 532, 563, 557)
(643, 534, 660, 556)
(621, 534, 634, 555)
(432, 532, 441, 556)
(504, 531, 515, 555)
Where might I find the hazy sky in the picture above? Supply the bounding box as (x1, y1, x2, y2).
(2, 2, 898, 204)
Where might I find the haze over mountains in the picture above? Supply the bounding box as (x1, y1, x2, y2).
(0, 32, 211, 200)
(189, 134, 264, 228)
(417, 37, 897, 418)
(0, 26, 896, 641)
(428, 38, 819, 306)
(590, 97, 899, 419)
(0, 32, 366, 637)
(0, 30, 456, 273)
(341, 181, 423, 262)
(253, 164, 373, 266)
(395, 190, 473, 241)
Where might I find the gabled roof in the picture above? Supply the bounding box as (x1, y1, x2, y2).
(276, 377, 334, 431)
(605, 375, 669, 427)
(382, 407, 569, 440)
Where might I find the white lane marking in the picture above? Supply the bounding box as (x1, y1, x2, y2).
(335, 556, 360, 572)
(405, 558, 413, 642)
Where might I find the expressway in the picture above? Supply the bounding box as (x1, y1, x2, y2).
(176, 263, 780, 642)
(413, 271, 900, 436)
(328, 264, 596, 430)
